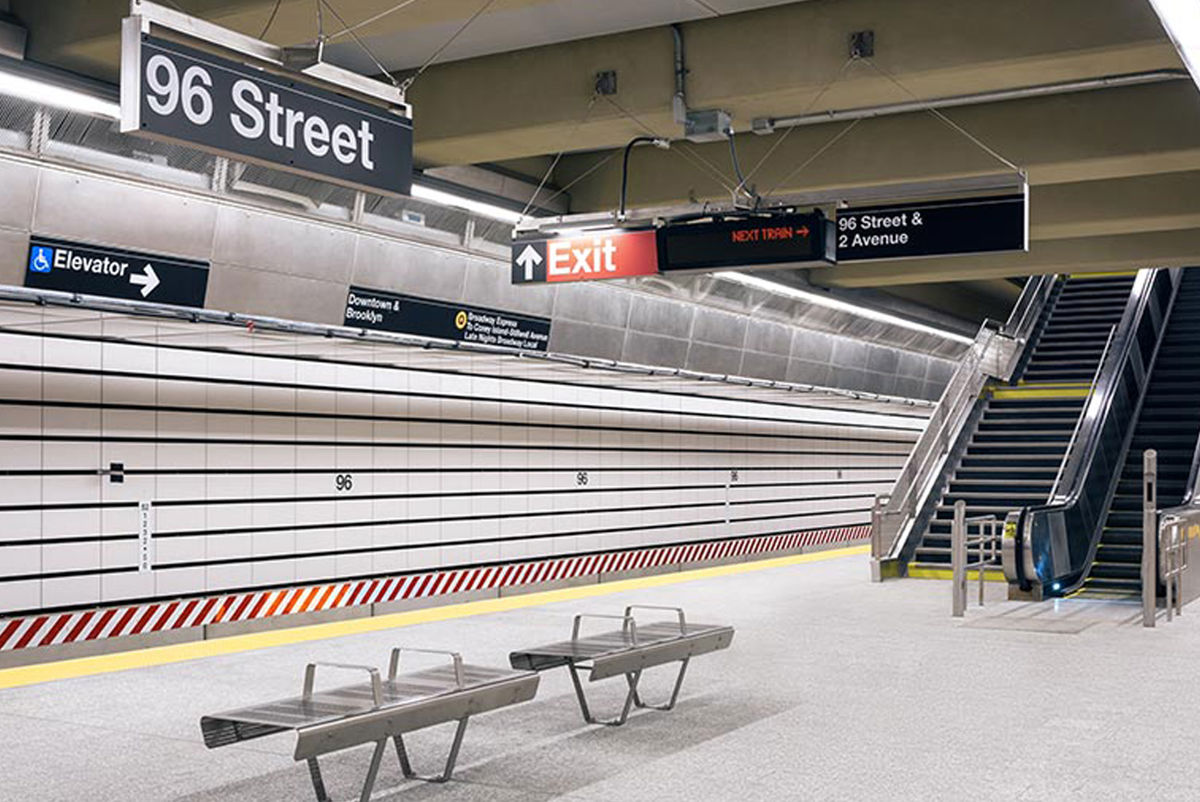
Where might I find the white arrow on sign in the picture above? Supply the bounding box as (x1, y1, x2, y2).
(130, 264, 160, 297)
(515, 244, 543, 281)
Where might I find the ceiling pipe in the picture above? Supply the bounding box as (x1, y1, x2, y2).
(670, 24, 687, 126)
(752, 69, 1190, 134)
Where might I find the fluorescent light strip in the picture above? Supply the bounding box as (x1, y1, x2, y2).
(411, 183, 524, 224)
(0, 67, 530, 226)
(1149, 0, 1200, 91)
(0, 68, 120, 120)
(716, 271, 974, 345)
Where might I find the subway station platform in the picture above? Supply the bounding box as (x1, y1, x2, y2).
(2, 547, 1197, 802)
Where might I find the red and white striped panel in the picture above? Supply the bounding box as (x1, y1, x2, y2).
(0, 526, 867, 653)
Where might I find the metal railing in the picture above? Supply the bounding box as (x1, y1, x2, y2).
(950, 501, 1004, 617)
(1148, 447, 1194, 627)
(872, 274, 1057, 570)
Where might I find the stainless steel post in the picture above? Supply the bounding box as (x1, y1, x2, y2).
(1166, 521, 1175, 623)
(1142, 449, 1157, 628)
(869, 493, 888, 582)
(952, 500, 967, 617)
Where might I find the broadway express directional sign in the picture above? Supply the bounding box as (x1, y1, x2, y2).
(511, 229, 659, 285)
(345, 287, 550, 351)
(121, 18, 412, 195)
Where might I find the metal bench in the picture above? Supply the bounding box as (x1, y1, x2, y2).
(509, 605, 734, 726)
(200, 648, 539, 801)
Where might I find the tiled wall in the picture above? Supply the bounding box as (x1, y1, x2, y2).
(0, 308, 923, 618)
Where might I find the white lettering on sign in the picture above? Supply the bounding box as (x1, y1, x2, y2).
(53, 249, 130, 277)
(147, 59, 377, 171)
(138, 501, 154, 573)
(547, 238, 620, 276)
(837, 209, 923, 250)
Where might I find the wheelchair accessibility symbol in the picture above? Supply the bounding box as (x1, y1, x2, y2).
(29, 246, 53, 273)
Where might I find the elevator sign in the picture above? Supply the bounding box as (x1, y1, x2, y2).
(511, 229, 660, 284)
(24, 236, 210, 308)
(120, 30, 412, 196)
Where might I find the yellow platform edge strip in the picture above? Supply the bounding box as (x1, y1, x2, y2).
(0, 545, 869, 691)
(907, 567, 1007, 582)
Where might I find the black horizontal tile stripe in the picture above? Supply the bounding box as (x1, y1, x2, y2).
(1, 505, 871, 583)
(1, 397, 918, 445)
(3, 492, 875, 546)
(0, 477, 894, 513)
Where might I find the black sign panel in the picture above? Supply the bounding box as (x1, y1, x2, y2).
(659, 213, 835, 272)
(123, 34, 412, 196)
(836, 193, 1027, 262)
(25, 237, 210, 308)
(344, 287, 551, 352)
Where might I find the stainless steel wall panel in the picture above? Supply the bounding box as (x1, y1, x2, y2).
(205, 264, 345, 324)
(32, 171, 217, 261)
(212, 206, 349, 283)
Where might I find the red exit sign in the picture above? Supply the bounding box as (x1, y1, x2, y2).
(511, 229, 659, 284)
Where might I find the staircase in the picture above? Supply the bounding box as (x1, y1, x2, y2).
(1076, 269, 1200, 598)
(909, 274, 1136, 572)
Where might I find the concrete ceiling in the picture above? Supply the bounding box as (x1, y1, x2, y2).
(7, 0, 1199, 323)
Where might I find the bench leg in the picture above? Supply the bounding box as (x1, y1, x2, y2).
(306, 757, 332, 802)
(303, 739, 387, 802)
(392, 717, 470, 783)
(567, 662, 642, 726)
(358, 740, 388, 802)
(632, 658, 690, 711)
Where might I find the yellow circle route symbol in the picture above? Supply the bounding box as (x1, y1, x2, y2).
(454, 311, 468, 330)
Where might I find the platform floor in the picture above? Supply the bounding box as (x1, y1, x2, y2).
(2, 550, 1198, 801)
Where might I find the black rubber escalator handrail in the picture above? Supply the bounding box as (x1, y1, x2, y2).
(1018, 268, 1180, 589)
(1039, 269, 1174, 512)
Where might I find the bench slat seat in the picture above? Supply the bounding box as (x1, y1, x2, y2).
(509, 606, 734, 726)
(201, 650, 538, 802)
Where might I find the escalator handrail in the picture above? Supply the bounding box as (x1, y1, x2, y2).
(1047, 269, 1173, 504)
(1018, 268, 1180, 590)
(1047, 324, 1116, 501)
(1175, 412, 1200, 510)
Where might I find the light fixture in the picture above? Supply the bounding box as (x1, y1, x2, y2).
(0, 65, 120, 119)
(1148, 0, 1200, 91)
(715, 271, 974, 345)
(410, 182, 524, 224)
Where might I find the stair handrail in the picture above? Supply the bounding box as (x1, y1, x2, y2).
(1013, 268, 1181, 595)
(873, 274, 1057, 563)
(1047, 324, 1116, 499)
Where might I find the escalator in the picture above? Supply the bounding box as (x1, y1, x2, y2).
(908, 274, 1136, 572)
(1076, 269, 1200, 597)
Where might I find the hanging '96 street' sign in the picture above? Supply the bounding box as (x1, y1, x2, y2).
(120, 28, 412, 196)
